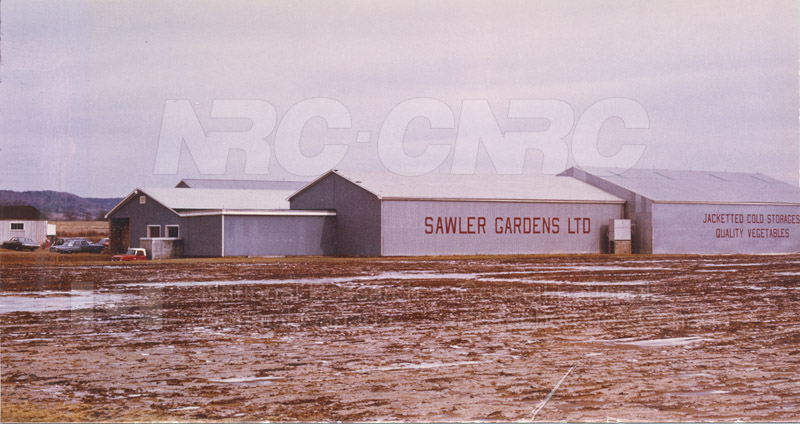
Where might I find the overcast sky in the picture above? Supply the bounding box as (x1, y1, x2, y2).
(1, 1, 797, 197)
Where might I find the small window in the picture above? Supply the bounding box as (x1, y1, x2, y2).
(147, 225, 161, 238)
(139, 195, 147, 204)
(10, 222, 24, 231)
(166, 225, 179, 238)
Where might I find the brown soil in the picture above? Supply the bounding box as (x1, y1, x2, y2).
(1, 251, 799, 422)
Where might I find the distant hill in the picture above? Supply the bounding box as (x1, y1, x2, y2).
(0, 190, 122, 220)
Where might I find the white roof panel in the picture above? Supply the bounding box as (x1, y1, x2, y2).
(321, 170, 624, 203)
(141, 188, 292, 211)
(176, 178, 308, 190)
(570, 167, 800, 204)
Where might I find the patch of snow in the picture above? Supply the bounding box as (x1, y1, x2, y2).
(208, 376, 284, 383)
(544, 291, 647, 300)
(169, 406, 201, 411)
(561, 265, 668, 272)
(679, 389, 731, 396)
(125, 271, 481, 288)
(363, 360, 485, 372)
(695, 269, 739, 273)
(563, 280, 652, 286)
(609, 336, 706, 347)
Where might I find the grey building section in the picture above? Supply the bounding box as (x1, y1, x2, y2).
(176, 178, 308, 191)
(183, 215, 223, 257)
(290, 172, 382, 256)
(223, 215, 336, 256)
(291, 170, 625, 256)
(107, 192, 181, 250)
(106, 188, 335, 257)
(563, 167, 800, 254)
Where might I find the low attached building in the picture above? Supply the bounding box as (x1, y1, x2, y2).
(289, 170, 625, 256)
(105, 188, 335, 257)
(562, 167, 800, 254)
(0, 205, 48, 245)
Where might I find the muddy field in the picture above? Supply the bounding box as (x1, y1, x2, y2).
(51, 220, 109, 240)
(1, 251, 799, 422)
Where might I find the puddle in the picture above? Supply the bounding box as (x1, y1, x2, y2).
(0, 291, 132, 314)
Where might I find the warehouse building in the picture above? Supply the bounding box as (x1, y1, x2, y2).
(0, 205, 48, 245)
(289, 170, 625, 256)
(105, 188, 335, 257)
(107, 168, 800, 258)
(562, 167, 800, 254)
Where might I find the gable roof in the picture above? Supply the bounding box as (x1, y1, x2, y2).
(291, 169, 624, 203)
(106, 187, 293, 218)
(0, 205, 48, 220)
(175, 178, 308, 191)
(564, 167, 800, 205)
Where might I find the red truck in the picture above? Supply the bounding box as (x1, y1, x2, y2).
(111, 248, 149, 261)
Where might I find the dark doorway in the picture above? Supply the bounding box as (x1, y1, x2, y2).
(110, 218, 130, 254)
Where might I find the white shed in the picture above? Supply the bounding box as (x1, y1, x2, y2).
(0, 205, 49, 245)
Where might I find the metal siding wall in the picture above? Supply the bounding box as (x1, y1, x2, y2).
(223, 215, 336, 256)
(652, 203, 800, 254)
(1, 220, 48, 244)
(290, 174, 381, 256)
(634, 196, 654, 254)
(290, 177, 335, 209)
(380, 200, 624, 256)
(107, 195, 182, 249)
(183, 215, 222, 257)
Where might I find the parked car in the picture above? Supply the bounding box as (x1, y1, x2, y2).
(98, 238, 110, 248)
(112, 248, 148, 261)
(53, 239, 105, 254)
(49, 238, 88, 252)
(2, 237, 40, 251)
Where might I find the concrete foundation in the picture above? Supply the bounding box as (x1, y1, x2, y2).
(140, 238, 184, 259)
(609, 240, 632, 254)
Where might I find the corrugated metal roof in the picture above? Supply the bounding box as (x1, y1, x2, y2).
(299, 170, 624, 203)
(0, 205, 48, 220)
(107, 188, 293, 218)
(178, 209, 336, 217)
(143, 188, 293, 211)
(176, 178, 308, 190)
(566, 167, 800, 204)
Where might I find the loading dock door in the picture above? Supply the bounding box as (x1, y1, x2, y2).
(110, 218, 130, 254)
